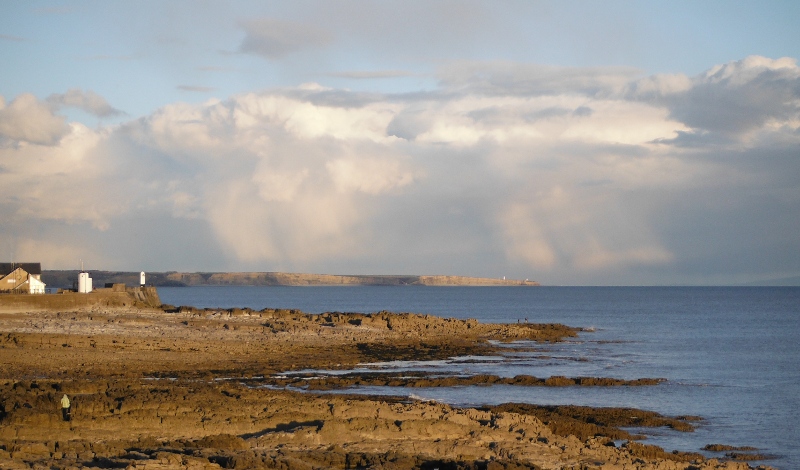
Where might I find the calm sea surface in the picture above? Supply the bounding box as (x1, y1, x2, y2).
(158, 286, 800, 469)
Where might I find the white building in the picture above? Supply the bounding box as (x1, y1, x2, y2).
(78, 271, 93, 293)
(0, 263, 46, 294)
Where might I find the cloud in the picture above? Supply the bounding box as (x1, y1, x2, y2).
(624, 73, 693, 99)
(630, 56, 800, 141)
(238, 18, 332, 59)
(2, 56, 798, 284)
(177, 85, 216, 92)
(437, 61, 641, 97)
(106, 78, 688, 275)
(46, 88, 123, 117)
(197, 65, 234, 72)
(0, 34, 25, 42)
(329, 70, 415, 79)
(0, 94, 69, 145)
(386, 107, 434, 140)
(252, 168, 309, 202)
(326, 155, 420, 195)
(0, 121, 122, 230)
(283, 86, 386, 109)
(499, 202, 557, 269)
(104, 91, 416, 266)
(14, 238, 110, 272)
(81, 54, 138, 61)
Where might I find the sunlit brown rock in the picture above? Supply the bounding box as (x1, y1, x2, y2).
(0, 304, 770, 470)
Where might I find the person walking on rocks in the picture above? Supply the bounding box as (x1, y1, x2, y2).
(61, 394, 71, 421)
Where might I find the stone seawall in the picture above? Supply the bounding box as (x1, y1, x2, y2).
(0, 286, 160, 313)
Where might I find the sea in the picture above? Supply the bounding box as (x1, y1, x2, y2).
(158, 286, 799, 469)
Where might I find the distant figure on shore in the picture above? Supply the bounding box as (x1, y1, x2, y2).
(61, 394, 70, 421)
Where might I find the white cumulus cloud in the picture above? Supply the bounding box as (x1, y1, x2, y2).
(0, 94, 69, 145)
(2, 57, 799, 284)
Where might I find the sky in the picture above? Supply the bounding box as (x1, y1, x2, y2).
(1, 1, 799, 285)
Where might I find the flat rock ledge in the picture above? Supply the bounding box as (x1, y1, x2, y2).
(0, 306, 774, 470)
(0, 380, 766, 470)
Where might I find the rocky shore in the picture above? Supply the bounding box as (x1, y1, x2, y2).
(0, 304, 773, 469)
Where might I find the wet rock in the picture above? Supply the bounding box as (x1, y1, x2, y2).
(704, 444, 760, 452)
(725, 452, 776, 462)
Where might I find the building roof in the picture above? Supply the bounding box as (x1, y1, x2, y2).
(0, 263, 42, 276)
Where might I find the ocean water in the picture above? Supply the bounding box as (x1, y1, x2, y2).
(158, 286, 800, 468)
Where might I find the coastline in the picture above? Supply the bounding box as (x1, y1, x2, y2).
(0, 303, 773, 470)
(40, 271, 540, 288)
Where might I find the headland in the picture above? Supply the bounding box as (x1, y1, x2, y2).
(41, 271, 539, 288)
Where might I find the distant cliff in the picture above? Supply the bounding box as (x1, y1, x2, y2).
(42, 271, 539, 288)
(164, 272, 539, 286)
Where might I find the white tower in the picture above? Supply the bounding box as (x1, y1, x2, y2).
(140, 271, 146, 286)
(78, 271, 93, 293)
